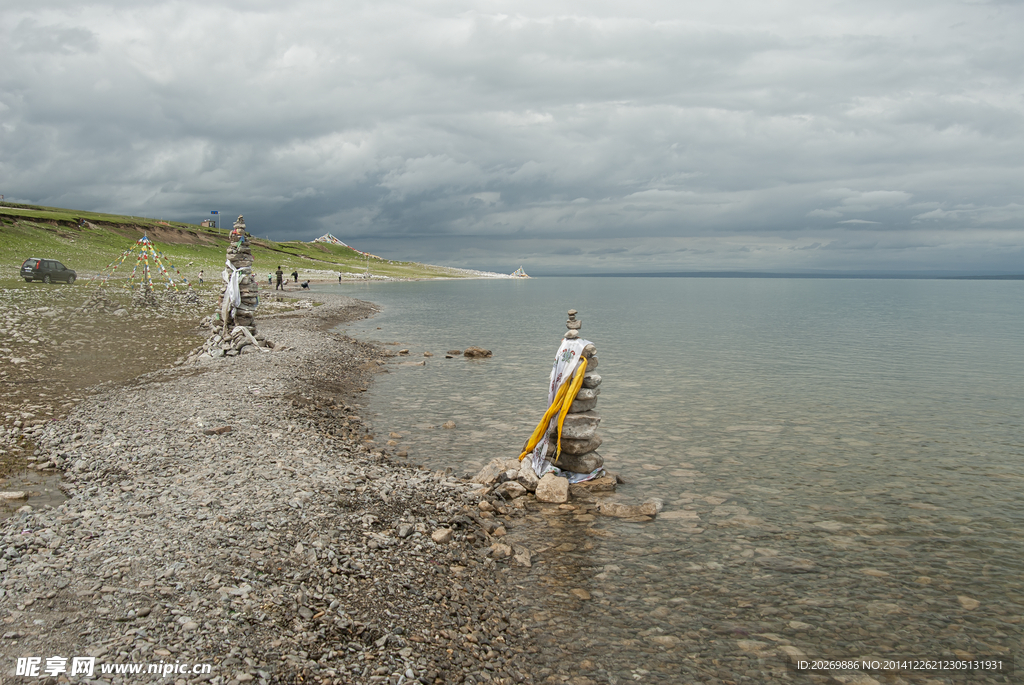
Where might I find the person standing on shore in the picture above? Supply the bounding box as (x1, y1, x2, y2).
(275, 266, 284, 290)
(292, 270, 299, 283)
(198, 270, 204, 285)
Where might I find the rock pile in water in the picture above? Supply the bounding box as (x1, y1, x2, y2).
(548, 309, 604, 475)
(471, 309, 669, 517)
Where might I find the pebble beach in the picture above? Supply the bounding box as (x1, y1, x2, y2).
(0, 290, 541, 685)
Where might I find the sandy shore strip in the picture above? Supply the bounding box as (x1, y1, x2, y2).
(1, 292, 537, 684)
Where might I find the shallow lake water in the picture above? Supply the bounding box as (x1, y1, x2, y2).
(328, 277, 1022, 684)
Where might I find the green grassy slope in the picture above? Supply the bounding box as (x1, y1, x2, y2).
(0, 202, 477, 283)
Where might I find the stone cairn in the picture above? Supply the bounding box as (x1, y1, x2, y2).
(547, 309, 605, 475)
(220, 215, 257, 334)
(473, 309, 663, 517)
(71, 289, 120, 317)
(185, 215, 275, 361)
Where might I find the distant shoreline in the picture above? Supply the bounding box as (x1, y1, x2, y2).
(508, 271, 1024, 280)
(290, 270, 1024, 282)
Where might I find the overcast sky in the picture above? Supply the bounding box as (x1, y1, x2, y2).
(2, 1, 1023, 274)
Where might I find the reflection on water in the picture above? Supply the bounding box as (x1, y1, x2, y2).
(0, 469, 65, 519)
(331, 277, 1023, 683)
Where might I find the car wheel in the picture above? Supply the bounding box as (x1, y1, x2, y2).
(43, 275, 51, 284)
(67, 275, 76, 284)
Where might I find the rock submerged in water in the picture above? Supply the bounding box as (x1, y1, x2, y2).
(463, 347, 492, 358)
(598, 498, 662, 519)
(755, 556, 819, 573)
(535, 473, 569, 503)
(574, 474, 616, 492)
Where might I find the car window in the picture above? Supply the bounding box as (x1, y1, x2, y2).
(22, 259, 33, 268)
(54, 262, 65, 270)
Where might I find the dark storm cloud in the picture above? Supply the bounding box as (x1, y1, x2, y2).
(1, 0, 1022, 273)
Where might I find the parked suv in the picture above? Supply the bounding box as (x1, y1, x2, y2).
(21, 258, 77, 284)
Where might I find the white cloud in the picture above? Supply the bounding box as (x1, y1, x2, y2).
(912, 203, 1024, 224)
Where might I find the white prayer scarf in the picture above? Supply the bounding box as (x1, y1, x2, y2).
(224, 260, 241, 312)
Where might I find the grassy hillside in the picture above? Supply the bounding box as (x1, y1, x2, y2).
(0, 201, 479, 284)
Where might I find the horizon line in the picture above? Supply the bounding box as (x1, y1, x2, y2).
(517, 270, 1024, 280)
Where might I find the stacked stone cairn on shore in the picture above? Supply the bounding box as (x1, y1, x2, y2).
(472, 310, 616, 502)
(472, 309, 661, 517)
(548, 309, 605, 476)
(186, 215, 275, 361)
(71, 289, 120, 317)
(130, 285, 160, 308)
(220, 215, 258, 334)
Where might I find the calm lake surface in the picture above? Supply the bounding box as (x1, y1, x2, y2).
(328, 277, 1022, 684)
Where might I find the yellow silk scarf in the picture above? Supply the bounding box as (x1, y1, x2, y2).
(517, 357, 588, 464)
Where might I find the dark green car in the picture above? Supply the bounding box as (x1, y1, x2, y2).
(21, 258, 77, 284)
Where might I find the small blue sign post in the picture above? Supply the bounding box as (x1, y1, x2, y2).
(211, 210, 219, 229)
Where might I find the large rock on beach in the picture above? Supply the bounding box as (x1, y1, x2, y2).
(517, 461, 540, 492)
(495, 480, 527, 499)
(550, 450, 604, 474)
(535, 472, 570, 503)
(471, 457, 522, 484)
